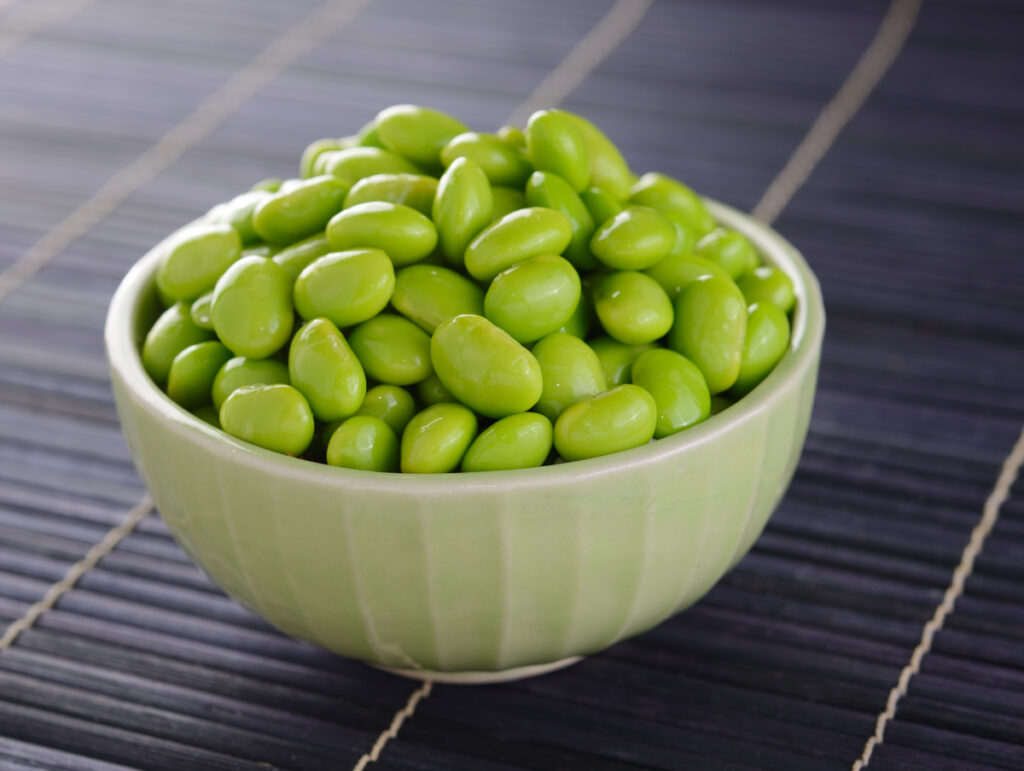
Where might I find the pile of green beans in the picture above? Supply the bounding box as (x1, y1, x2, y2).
(141, 104, 795, 473)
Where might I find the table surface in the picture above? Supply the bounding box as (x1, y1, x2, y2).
(1, 0, 1023, 769)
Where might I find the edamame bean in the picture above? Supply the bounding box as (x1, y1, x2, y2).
(293, 249, 395, 327)
(189, 292, 214, 330)
(630, 348, 710, 437)
(300, 137, 353, 178)
(553, 384, 657, 461)
(207, 190, 271, 245)
(580, 186, 623, 228)
(464, 207, 573, 281)
(587, 337, 655, 386)
(326, 416, 400, 472)
(557, 292, 590, 338)
(461, 413, 552, 472)
(525, 110, 589, 192)
(644, 254, 731, 300)
(242, 245, 276, 258)
(376, 104, 468, 167)
(710, 394, 734, 415)
(593, 271, 673, 345)
(155, 224, 242, 302)
(252, 175, 348, 246)
(730, 303, 790, 396)
(432, 157, 492, 267)
(211, 256, 294, 358)
(326, 201, 437, 266)
(323, 147, 420, 187)
(271, 232, 331, 281)
(166, 341, 232, 409)
(416, 372, 456, 406)
(211, 356, 290, 410)
(666, 215, 701, 257)
(736, 265, 795, 313)
(288, 318, 366, 421)
(495, 125, 525, 148)
(220, 384, 314, 456)
(668, 275, 747, 394)
(142, 302, 214, 386)
(349, 313, 433, 385)
(356, 120, 385, 148)
(391, 264, 484, 333)
(400, 403, 477, 473)
(489, 186, 526, 222)
(525, 171, 597, 269)
(532, 333, 606, 421)
(560, 111, 633, 200)
(344, 173, 438, 216)
(629, 172, 716, 235)
(355, 384, 417, 435)
(250, 178, 282, 193)
(696, 228, 758, 279)
(430, 314, 543, 418)
(441, 132, 533, 187)
(590, 206, 676, 270)
(484, 254, 581, 343)
(192, 404, 220, 427)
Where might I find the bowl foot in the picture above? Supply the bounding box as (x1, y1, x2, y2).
(371, 655, 583, 685)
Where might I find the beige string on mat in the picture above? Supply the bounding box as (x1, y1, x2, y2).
(851, 425, 1024, 770)
(0, 0, 95, 60)
(351, 681, 433, 771)
(0, 495, 153, 649)
(0, 0, 370, 304)
(752, 0, 922, 225)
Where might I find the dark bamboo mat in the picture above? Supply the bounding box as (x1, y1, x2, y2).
(1, 0, 1023, 768)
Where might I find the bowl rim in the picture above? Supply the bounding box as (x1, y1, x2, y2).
(105, 199, 825, 493)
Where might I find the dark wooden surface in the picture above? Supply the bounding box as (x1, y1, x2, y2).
(1, 0, 1023, 768)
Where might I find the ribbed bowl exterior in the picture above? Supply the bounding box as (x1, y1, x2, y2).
(107, 201, 824, 674)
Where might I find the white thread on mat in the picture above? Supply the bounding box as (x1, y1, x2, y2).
(351, 681, 433, 771)
(0, 0, 95, 60)
(851, 425, 1024, 770)
(0, 0, 370, 303)
(752, 0, 921, 225)
(0, 494, 153, 649)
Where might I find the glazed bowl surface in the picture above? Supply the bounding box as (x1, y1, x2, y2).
(105, 200, 824, 681)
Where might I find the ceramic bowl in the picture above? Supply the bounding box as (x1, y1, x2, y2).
(105, 200, 824, 683)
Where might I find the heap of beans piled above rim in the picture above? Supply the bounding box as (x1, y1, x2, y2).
(140, 104, 795, 473)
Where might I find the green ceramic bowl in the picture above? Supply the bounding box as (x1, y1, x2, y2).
(105, 200, 824, 684)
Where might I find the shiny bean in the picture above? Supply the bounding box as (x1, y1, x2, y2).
(461, 412, 553, 472)
(696, 228, 759, 279)
(288, 318, 366, 421)
(593, 271, 674, 345)
(557, 292, 591, 338)
(211, 356, 290, 410)
(416, 372, 456, 406)
(326, 416, 400, 472)
(207, 190, 271, 245)
(553, 384, 657, 461)
(430, 314, 543, 418)
(400, 403, 477, 473)
(489, 186, 526, 222)
(525, 109, 589, 192)
(432, 157, 492, 267)
(354, 384, 417, 435)
(219, 384, 314, 456)
(644, 254, 732, 300)
(495, 125, 526, 149)
(484, 254, 581, 343)
(252, 175, 348, 246)
(376, 104, 468, 167)
(580, 186, 623, 229)
(630, 348, 710, 437)
(629, 172, 716, 235)
(166, 341, 232, 409)
(211, 256, 294, 358)
(532, 332, 606, 421)
(525, 171, 597, 269)
(155, 224, 241, 302)
(391, 264, 485, 333)
(464, 207, 573, 281)
(668, 275, 747, 394)
(293, 249, 395, 327)
(323, 147, 420, 187)
(348, 313, 433, 385)
(736, 265, 795, 313)
(590, 206, 676, 270)
(326, 201, 437, 266)
(344, 173, 438, 216)
(250, 178, 282, 193)
(142, 302, 214, 386)
(730, 303, 790, 396)
(271, 232, 331, 282)
(356, 120, 385, 148)
(189, 292, 214, 330)
(560, 111, 633, 200)
(300, 137, 352, 178)
(587, 337, 654, 386)
(441, 132, 533, 187)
